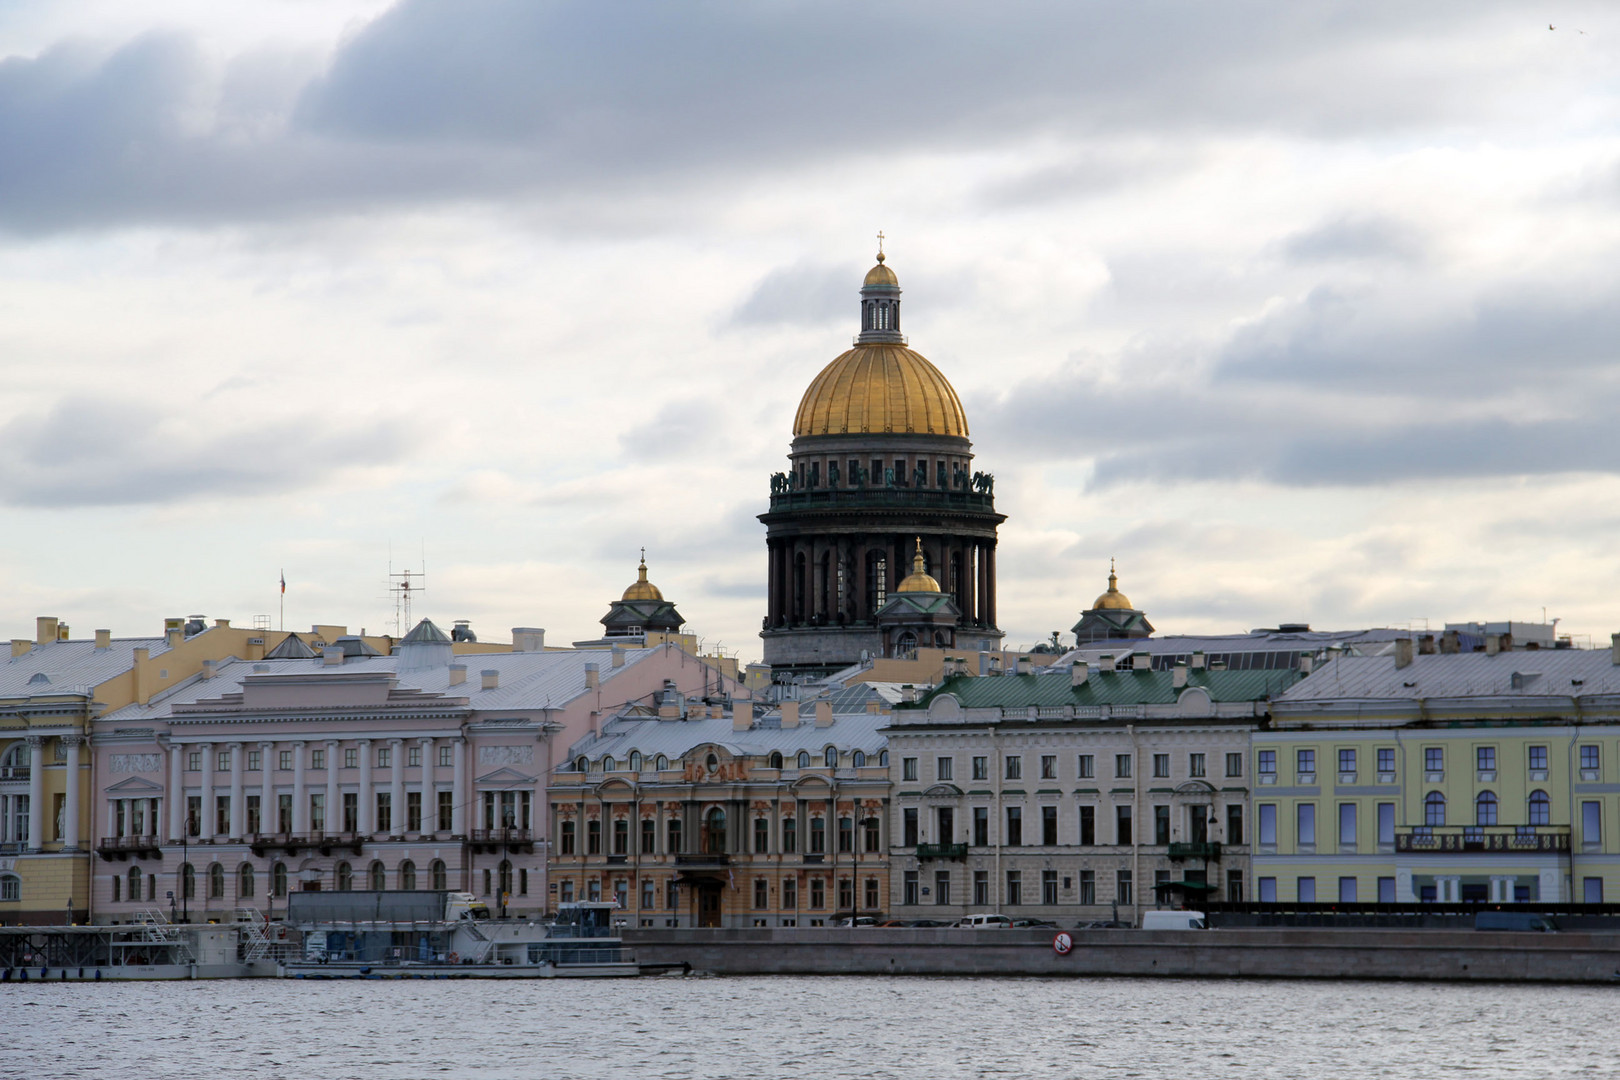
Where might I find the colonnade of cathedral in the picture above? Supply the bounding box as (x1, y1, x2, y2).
(765, 534, 996, 629)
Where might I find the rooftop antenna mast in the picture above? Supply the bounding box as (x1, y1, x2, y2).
(388, 552, 426, 637)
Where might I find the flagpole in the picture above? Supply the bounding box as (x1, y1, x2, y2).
(279, 569, 285, 632)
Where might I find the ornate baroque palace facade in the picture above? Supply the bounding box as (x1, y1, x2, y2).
(760, 249, 1005, 679)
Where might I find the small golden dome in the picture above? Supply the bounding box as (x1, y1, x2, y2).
(863, 251, 898, 287)
(622, 552, 664, 602)
(896, 538, 942, 593)
(1092, 561, 1133, 610)
(794, 344, 968, 437)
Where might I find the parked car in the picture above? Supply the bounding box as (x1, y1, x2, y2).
(1474, 911, 1557, 932)
(1078, 920, 1132, 929)
(1010, 919, 1057, 929)
(906, 919, 952, 928)
(834, 916, 879, 928)
(1140, 910, 1207, 930)
(954, 913, 1013, 929)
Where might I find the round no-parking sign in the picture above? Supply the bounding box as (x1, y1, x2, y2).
(1052, 931, 1073, 955)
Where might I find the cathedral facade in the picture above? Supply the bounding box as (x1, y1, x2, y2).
(759, 250, 1004, 678)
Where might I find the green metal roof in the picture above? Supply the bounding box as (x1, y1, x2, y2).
(910, 668, 1302, 711)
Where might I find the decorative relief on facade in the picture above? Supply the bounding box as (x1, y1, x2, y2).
(478, 744, 534, 765)
(110, 753, 163, 774)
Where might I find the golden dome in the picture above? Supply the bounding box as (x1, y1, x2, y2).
(1092, 561, 1133, 610)
(863, 251, 898, 287)
(794, 344, 969, 437)
(896, 538, 942, 593)
(622, 552, 664, 602)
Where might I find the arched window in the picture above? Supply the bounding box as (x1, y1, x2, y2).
(208, 863, 225, 899)
(706, 753, 719, 772)
(655, 755, 669, 771)
(1528, 789, 1551, 826)
(181, 862, 196, 900)
(430, 859, 447, 891)
(369, 861, 386, 890)
(824, 747, 838, 768)
(399, 860, 417, 891)
(1475, 791, 1498, 827)
(852, 750, 866, 768)
(797, 751, 811, 769)
(575, 756, 588, 773)
(705, 807, 727, 854)
(769, 752, 784, 770)
(894, 631, 918, 658)
(629, 751, 643, 773)
(879, 750, 890, 768)
(129, 866, 142, 901)
(1424, 792, 1446, 827)
(602, 756, 616, 773)
(0, 873, 19, 902)
(272, 862, 287, 898)
(336, 862, 353, 891)
(239, 864, 255, 898)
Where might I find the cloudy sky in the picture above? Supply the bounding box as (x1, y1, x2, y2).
(4, 1, 1620, 658)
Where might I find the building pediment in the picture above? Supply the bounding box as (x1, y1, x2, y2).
(475, 766, 538, 786)
(106, 775, 166, 794)
(922, 783, 962, 798)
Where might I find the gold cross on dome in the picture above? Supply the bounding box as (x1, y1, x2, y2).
(876, 230, 885, 256)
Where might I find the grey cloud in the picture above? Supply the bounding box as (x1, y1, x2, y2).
(0, 397, 412, 507)
(1279, 215, 1428, 264)
(0, 0, 1567, 232)
(729, 263, 852, 328)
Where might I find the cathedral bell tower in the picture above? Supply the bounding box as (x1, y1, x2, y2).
(759, 245, 1005, 679)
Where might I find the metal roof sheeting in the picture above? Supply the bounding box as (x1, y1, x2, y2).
(916, 668, 1302, 710)
(1277, 649, 1620, 703)
(0, 637, 170, 700)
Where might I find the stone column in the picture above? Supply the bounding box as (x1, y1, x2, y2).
(357, 739, 373, 836)
(292, 742, 307, 834)
(389, 740, 405, 837)
(61, 735, 82, 851)
(451, 738, 467, 837)
(198, 742, 214, 839)
(419, 738, 435, 835)
(169, 745, 185, 840)
(325, 740, 340, 835)
(25, 736, 44, 851)
(229, 742, 244, 841)
(258, 743, 274, 837)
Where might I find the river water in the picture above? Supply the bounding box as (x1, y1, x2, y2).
(5, 976, 1618, 1079)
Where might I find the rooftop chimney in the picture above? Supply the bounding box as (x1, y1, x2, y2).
(1485, 635, 1501, 657)
(11, 639, 30, 658)
(611, 646, 626, 669)
(200, 659, 217, 680)
(1611, 633, 1620, 666)
(584, 663, 599, 689)
(1071, 661, 1089, 687)
(1298, 653, 1313, 675)
(481, 669, 499, 690)
(36, 616, 58, 645)
(1395, 638, 1414, 669)
(511, 627, 545, 652)
(449, 664, 467, 686)
(732, 706, 751, 732)
(815, 701, 833, 728)
(94, 629, 111, 650)
(322, 647, 343, 666)
(215, 619, 231, 629)
(1418, 634, 1436, 656)
(1190, 651, 1206, 670)
(1172, 662, 1188, 689)
(978, 652, 990, 676)
(1440, 630, 1461, 654)
(781, 701, 800, 729)
(1099, 654, 1116, 673)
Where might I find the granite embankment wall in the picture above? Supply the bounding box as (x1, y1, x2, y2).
(623, 927, 1620, 983)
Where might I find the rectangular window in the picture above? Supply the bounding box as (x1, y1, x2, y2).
(1424, 747, 1443, 772)
(973, 806, 989, 846)
(311, 749, 325, 770)
(902, 757, 918, 782)
(667, 818, 683, 854)
(782, 877, 796, 910)
(754, 817, 770, 854)
(559, 820, 576, 855)
(1080, 870, 1096, 905)
(1257, 750, 1276, 776)
(1154, 805, 1170, 846)
(1152, 754, 1170, 779)
(587, 819, 602, 855)
(1042, 805, 1058, 846)
(1258, 804, 1277, 846)
(309, 793, 325, 831)
(246, 794, 261, 835)
(642, 818, 656, 854)
(936, 756, 953, 781)
(1584, 877, 1604, 903)
(1116, 805, 1132, 845)
(1078, 754, 1095, 779)
(753, 879, 768, 909)
(1338, 749, 1356, 774)
(1582, 801, 1602, 846)
(1042, 869, 1058, 905)
(1189, 753, 1206, 779)
(377, 747, 391, 768)
(1339, 803, 1357, 847)
(903, 808, 919, 847)
(1005, 756, 1022, 780)
(342, 792, 358, 833)
(838, 816, 854, 854)
(1477, 746, 1495, 772)
(247, 750, 261, 772)
(1377, 803, 1395, 847)
(613, 818, 629, 856)
(1005, 870, 1022, 906)
(1227, 804, 1243, 845)
(408, 745, 422, 768)
(1005, 806, 1023, 846)
(438, 791, 453, 832)
(972, 756, 988, 781)
(1225, 752, 1242, 778)
(559, 880, 574, 904)
(1339, 876, 1358, 903)
(1377, 748, 1395, 774)
(810, 878, 825, 909)
(276, 793, 291, 834)
(1079, 805, 1095, 846)
(810, 817, 825, 854)
(779, 816, 795, 854)
(187, 751, 201, 772)
(936, 870, 951, 906)
(406, 792, 422, 832)
(1297, 803, 1316, 847)
(1116, 870, 1132, 906)
(1297, 749, 1315, 776)
(1581, 745, 1600, 771)
(1297, 876, 1316, 903)
(974, 870, 989, 906)
(1254, 877, 1275, 903)
(439, 745, 454, 768)
(935, 807, 953, 845)
(375, 792, 391, 833)
(215, 794, 230, 836)
(642, 878, 655, 911)
(344, 748, 358, 769)
(1529, 745, 1548, 771)
(217, 750, 230, 772)
(1040, 755, 1056, 780)
(903, 870, 919, 905)
(278, 750, 292, 772)
(1378, 877, 1396, 903)
(1115, 754, 1132, 779)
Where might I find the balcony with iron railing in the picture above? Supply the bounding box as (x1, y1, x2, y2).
(0, 766, 29, 782)
(247, 831, 364, 857)
(1394, 825, 1570, 854)
(468, 827, 534, 853)
(1168, 842, 1223, 861)
(97, 834, 161, 860)
(765, 486, 997, 515)
(915, 843, 968, 861)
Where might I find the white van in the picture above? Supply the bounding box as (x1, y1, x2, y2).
(955, 913, 1013, 929)
(1141, 910, 1207, 930)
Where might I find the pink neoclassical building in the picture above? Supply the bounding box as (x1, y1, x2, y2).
(89, 619, 743, 923)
